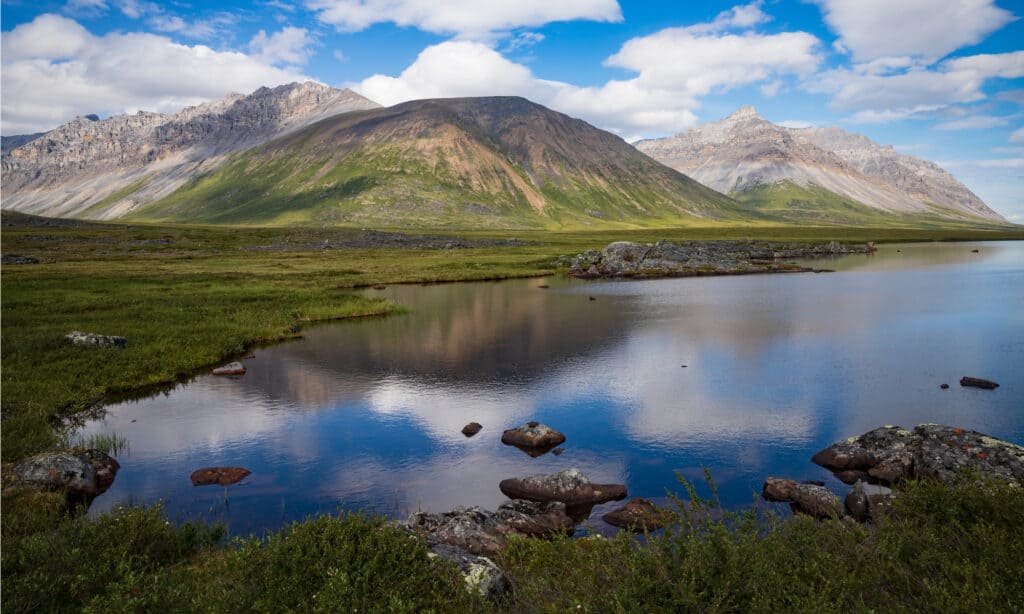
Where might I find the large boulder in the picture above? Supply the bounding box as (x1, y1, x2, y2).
(501, 422, 565, 453)
(762, 478, 844, 519)
(498, 468, 627, 506)
(11, 449, 120, 497)
(428, 544, 509, 601)
(602, 498, 670, 531)
(812, 425, 1024, 486)
(66, 331, 128, 348)
(403, 499, 573, 556)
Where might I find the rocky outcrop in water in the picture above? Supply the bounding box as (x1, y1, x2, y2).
(501, 422, 566, 453)
(602, 498, 670, 531)
(812, 425, 1024, 486)
(498, 468, 627, 506)
(12, 449, 120, 497)
(569, 240, 869, 279)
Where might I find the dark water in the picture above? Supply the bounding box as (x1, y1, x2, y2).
(81, 241, 1024, 535)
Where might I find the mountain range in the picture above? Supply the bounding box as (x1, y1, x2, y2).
(635, 107, 1004, 224)
(1, 83, 1010, 228)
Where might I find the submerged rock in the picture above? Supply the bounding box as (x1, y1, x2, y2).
(403, 499, 573, 556)
(428, 544, 509, 600)
(501, 422, 566, 454)
(762, 478, 844, 519)
(602, 498, 670, 531)
(461, 422, 483, 437)
(498, 468, 627, 506)
(190, 466, 252, 486)
(212, 362, 246, 376)
(66, 331, 128, 348)
(12, 449, 120, 497)
(812, 424, 1024, 486)
(960, 376, 999, 390)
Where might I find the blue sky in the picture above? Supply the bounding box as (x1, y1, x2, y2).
(2, 0, 1022, 220)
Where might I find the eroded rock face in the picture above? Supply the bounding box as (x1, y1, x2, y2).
(602, 498, 670, 531)
(498, 468, 627, 506)
(428, 544, 509, 601)
(812, 425, 1024, 486)
(212, 362, 246, 376)
(568, 240, 869, 280)
(762, 478, 844, 519)
(12, 449, 120, 497)
(190, 466, 252, 486)
(66, 331, 128, 348)
(501, 422, 565, 452)
(403, 499, 573, 556)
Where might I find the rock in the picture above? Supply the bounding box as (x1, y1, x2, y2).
(1, 254, 40, 264)
(66, 331, 128, 348)
(428, 544, 509, 601)
(813, 424, 1024, 486)
(501, 422, 566, 453)
(403, 499, 573, 556)
(537, 284, 550, 289)
(551, 447, 565, 456)
(762, 477, 844, 519)
(971, 249, 980, 253)
(190, 466, 251, 486)
(13, 452, 98, 497)
(844, 480, 897, 522)
(371, 284, 387, 290)
(212, 362, 246, 376)
(960, 376, 999, 389)
(940, 383, 949, 389)
(498, 468, 627, 506)
(602, 498, 670, 531)
(80, 449, 121, 492)
(461, 422, 483, 437)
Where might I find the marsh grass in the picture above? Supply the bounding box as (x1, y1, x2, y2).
(67, 431, 130, 456)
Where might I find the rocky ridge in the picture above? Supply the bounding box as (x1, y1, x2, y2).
(635, 107, 1003, 223)
(1, 82, 380, 218)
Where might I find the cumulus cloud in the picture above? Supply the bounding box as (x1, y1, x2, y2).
(814, 0, 1016, 62)
(355, 9, 821, 137)
(249, 26, 315, 66)
(305, 0, 623, 39)
(1, 14, 308, 135)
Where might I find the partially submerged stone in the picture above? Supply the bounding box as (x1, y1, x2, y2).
(602, 498, 670, 531)
(66, 330, 128, 348)
(212, 362, 246, 376)
(190, 466, 251, 486)
(501, 421, 565, 453)
(762, 478, 844, 519)
(403, 499, 573, 556)
(498, 468, 627, 506)
(461, 422, 483, 437)
(960, 376, 999, 390)
(12, 449, 120, 497)
(428, 544, 509, 601)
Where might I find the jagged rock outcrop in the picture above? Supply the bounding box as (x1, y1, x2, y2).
(1, 82, 380, 219)
(636, 106, 1004, 223)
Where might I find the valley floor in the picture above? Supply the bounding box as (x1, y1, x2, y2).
(3, 214, 1023, 611)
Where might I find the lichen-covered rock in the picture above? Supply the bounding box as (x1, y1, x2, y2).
(212, 362, 246, 376)
(190, 466, 251, 486)
(762, 478, 844, 519)
(428, 544, 509, 601)
(66, 331, 128, 348)
(498, 468, 627, 506)
(844, 480, 897, 522)
(501, 421, 565, 452)
(602, 498, 670, 531)
(13, 452, 99, 496)
(403, 499, 573, 556)
(813, 424, 1024, 486)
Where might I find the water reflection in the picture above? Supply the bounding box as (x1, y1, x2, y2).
(81, 242, 1024, 535)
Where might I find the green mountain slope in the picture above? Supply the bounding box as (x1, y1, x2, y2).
(125, 97, 748, 229)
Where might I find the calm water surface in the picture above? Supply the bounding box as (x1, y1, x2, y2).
(81, 241, 1024, 535)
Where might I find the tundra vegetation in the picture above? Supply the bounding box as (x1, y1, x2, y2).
(3, 212, 1023, 611)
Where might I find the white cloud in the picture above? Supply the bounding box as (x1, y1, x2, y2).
(1, 14, 308, 135)
(997, 90, 1024, 106)
(355, 11, 821, 137)
(814, 0, 1016, 62)
(249, 26, 315, 66)
(935, 115, 1011, 130)
(777, 120, 816, 129)
(64, 0, 108, 16)
(147, 14, 236, 40)
(115, 0, 160, 19)
(688, 1, 771, 34)
(1011, 127, 1024, 144)
(305, 0, 623, 39)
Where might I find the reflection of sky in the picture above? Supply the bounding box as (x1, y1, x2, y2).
(82, 241, 1024, 534)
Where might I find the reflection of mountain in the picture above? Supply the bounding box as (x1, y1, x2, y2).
(241, 278, 633, 408)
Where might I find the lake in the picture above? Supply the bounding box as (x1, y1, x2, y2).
(80, 241, 1024, 535)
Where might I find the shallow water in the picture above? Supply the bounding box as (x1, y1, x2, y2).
(81, 241, 1024, 535)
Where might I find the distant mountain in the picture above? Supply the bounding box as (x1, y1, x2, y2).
(1, 82, 381, 219)
(635, 107, 1005, 224)
(122, 96, 743, 228)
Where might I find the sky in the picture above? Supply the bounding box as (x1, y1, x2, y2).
(2, 0, 1023, 221)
